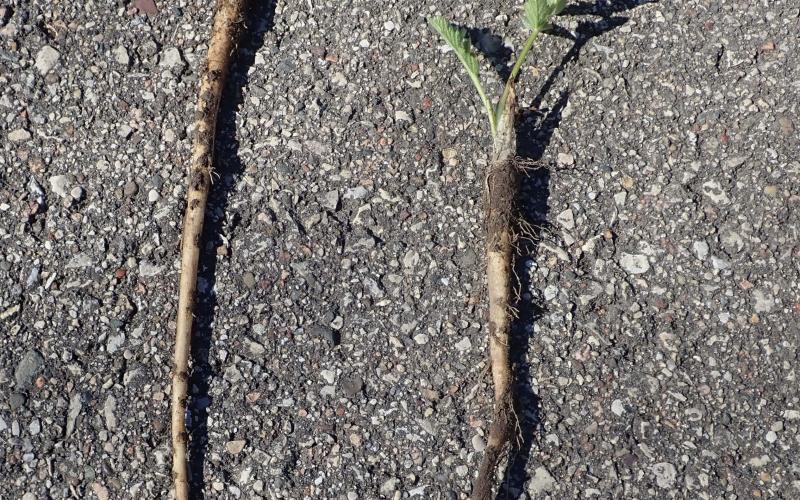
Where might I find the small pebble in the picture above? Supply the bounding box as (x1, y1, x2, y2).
(693, 240, 709, 260)
(321, 370, 336, 384)
(619, 253, 650, 274)
(242, 272, 256, 289)
(557, 152, 575, 166)
(8, 129, 31, 142)
(49, 175, 70, 199)
(556, 208, 575, 230)
(651, 462, 677, 489)
(160, 47, 186, 70)
(529, 467, 556, 494)
(226, 439, 246, 455)
(35, 45, 60, 75)
(113, 46, 130, 66)
(124, 180, 139, 197)
(118, 125, 133, 139)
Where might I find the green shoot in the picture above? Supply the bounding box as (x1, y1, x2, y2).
(429, 0, 566, 138)
(429, 16, 497, 136)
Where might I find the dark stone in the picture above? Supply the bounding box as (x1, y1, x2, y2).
(340, 376, 364, 398)
(309, 324, 340, 347)
(8, 392, 26, 411)
(15, 350, 44, 389)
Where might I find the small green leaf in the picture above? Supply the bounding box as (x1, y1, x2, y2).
(548, 0, 567, 16)
(428, 16, 479, 79)
(429, 15, 497, 135)
(523, 0, 563, 31)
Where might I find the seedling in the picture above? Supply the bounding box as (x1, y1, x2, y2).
(429, 1, 566, 498)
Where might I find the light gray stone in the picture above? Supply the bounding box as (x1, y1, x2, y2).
(107, 333, 125, 354)
(651, 462, 677, 489)
(402, 249, 420, 269)
(104, 396, 117, 431)
(528, 466, 556, 494)
(321, 190, 339, 210)
(556, 208, 575, 230)
(138, 260, 163, 277)
(159, 47, 185, 69)
(701, 180, 730, 204)
(619, 253, 650, 274)
(557, 152, 575, 166)
(15, 350, 44, 389)
(753, 290, 774, 313)
(343, 186, 369, 199)
(35, 45, 60, 75)
(113, 46, 130, 66)
(692, 240, 709, 260)
(49, 175, 71, 198)
(66, 253, 94, 269)
(65, 392, 83, 437)
(8, 128, 31, 142)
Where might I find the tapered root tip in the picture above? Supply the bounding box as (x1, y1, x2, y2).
(470, 392, 516, 500)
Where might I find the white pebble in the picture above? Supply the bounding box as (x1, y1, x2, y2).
(320, 370, 336, 384)
(619, 253, 650, 274)
(113, 46, 130, 66)
(692, 240, 709, 260)
(35, 45, 61, 75)
(556, 208, 575, 230)
(49, 175, 70, 199)
(471, 434, 486, 452)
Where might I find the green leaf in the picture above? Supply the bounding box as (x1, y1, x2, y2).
(428, 16, 497, 136)
(548, 0, 567, 16)
(523, 0, 563, 31)
(428, 16, 479, 80)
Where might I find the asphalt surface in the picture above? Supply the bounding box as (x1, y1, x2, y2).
(1, 0, 798, 498)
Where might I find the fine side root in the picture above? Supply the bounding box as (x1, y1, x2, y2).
(171, 1, 245, 499)
(514, 157, 548, 175)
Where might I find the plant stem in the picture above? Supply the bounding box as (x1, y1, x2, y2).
(475, 77, 498, 138)
(457, 56, 497, 137)
(497, 29, 539, 124)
